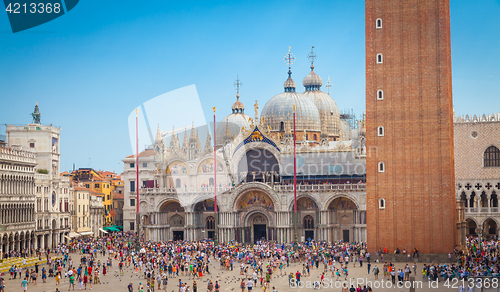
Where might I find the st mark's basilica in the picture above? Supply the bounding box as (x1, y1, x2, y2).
(122, 48, 368, 244)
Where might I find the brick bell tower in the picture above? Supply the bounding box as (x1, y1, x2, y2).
(366, 0, 456, 254)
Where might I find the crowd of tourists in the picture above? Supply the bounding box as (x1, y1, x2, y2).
(2, 233, 500, 292)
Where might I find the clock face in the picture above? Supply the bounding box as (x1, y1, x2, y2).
(52, 192, 56, 206)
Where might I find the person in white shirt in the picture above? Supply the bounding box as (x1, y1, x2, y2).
(247, 279, 253, 291)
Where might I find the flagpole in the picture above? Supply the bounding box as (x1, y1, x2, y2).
(213, 107, 219, 246)
(135, 109, 140, 252)
(293, 105, 298, 249)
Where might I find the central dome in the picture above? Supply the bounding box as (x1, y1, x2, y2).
(262, 71, 321, 132)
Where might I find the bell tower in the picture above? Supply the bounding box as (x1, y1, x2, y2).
(365, 0, 457, 253)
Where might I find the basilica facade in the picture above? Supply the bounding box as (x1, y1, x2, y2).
(122, 54, 368, 244)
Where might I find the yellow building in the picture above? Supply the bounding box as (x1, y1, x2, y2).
(71, 168, 123, 227)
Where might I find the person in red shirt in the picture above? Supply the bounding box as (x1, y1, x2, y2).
(295, 271, 301, 285)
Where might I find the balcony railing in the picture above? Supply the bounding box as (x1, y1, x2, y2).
(273, 184, 366, 192)
(138, 183, 366, 195)
(465, 207, 500, 213)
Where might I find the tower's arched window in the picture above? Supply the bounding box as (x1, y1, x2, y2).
(379, 198, 385, 209)
(280, 121, 285, 132)
(378, 162, 385, 173)
(376, 18, 382, 28)
(377, 54, 383, 64)
(377, 90, 384, 100)
(378, 126, 384, 137)
(484, 146, 500, 167)
(313, 134, 317, 141)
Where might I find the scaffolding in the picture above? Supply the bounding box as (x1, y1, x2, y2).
(340, 109, 358, 129)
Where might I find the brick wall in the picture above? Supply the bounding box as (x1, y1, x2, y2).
(366, 0, 456, 254)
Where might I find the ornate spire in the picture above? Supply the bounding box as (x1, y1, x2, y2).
(169, 126, 179, 150)
(283, 46, 296, 92)
(189, 122, 197, 141)
(202, 131, 213, 155)
(254, 100, 259, 121)
(155, 123, 162, 142)
(224, 120, 231, 142)
(196, 130, 202, 150)
(182, 129, 189, 149)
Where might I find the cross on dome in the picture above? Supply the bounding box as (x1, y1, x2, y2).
(234, 75, 243, 98)
(325, 76, 332, 95)
(283, 46, 296, 69)
(232, 75, 245, 113)
(307, 46, 317, 69)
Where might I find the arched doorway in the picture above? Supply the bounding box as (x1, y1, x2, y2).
(236, 190, 275, 243)
(466, 219, 477, 236)
(170, 215, 184, 240)
(206, 216, 215, 239)
(328, 197, 358, 243)
(484, 219, 498, 239)
(159, 201, 185, 241)
(303, 215, 314, 241)
(296, 197, 319, 241)
(249, 213, 268, 243)
(193, 199, 218, 240)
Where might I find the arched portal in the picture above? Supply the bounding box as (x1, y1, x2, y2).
(484, 218, 498, 239)
(237, 149, 279, 183)
(247, 212, 269, 243)
(466, 219, 477, 236)
(236, 190, 275, 243)
(328, 197, 359, 243)
(159, 201, 185, 241)
(193, 199, 219, 240)
(206, 216, 215, 239)
(303, 215, 314, 241)
(294, 197, 319, 241)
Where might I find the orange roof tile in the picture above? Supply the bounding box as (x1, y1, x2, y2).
(113, 192, 124, 199)
(125, 149, 155, 158)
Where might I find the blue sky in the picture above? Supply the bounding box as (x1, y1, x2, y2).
(0, 0, 499, 173)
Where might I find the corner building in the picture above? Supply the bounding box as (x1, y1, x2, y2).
(366, 0, 456, 253)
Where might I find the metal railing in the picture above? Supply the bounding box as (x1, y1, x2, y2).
(138, 183, 366, 195)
